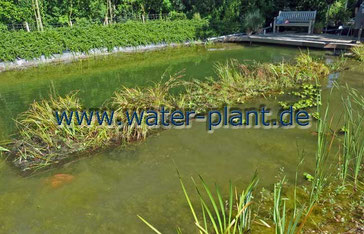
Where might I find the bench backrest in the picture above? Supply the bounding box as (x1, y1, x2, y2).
(278, 11, 317, 23)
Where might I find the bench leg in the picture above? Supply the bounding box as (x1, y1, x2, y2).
(273, 21, 276, 33)
(308, 24, 311, 34)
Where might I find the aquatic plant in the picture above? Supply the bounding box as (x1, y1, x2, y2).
(351, 44, 364, 62)
(278, 84, 321, 110)
(0, 146, 9, 152)
(10, 53, 331, 172)
(137, 85, 363, 233)
(272, 176, 304, 234)
(139, 171, 259, 233)
(111, 73, 182, 142)
(14, 93, 115, 171)
(339, 85, 364, 188)
(308, 92, 333, 207)
(180, 53, 329, 113)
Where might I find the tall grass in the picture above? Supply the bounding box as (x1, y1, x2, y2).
(139, 171, 259, 234)
(272, 176, 304, 234)
(339, 85, 364, 188)
(182, 171, 259, 233)
(309, 90, 333, 207)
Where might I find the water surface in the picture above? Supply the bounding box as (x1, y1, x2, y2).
(0, 43, 363, 233)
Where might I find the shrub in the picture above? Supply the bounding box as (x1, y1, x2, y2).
(0, 19, 208, 62)
(0, 23, 7, 32)
(167, 11, 187, 20)
(243, 9, 264, 35)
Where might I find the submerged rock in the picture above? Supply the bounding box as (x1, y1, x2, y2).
(46, 173, 74, 188)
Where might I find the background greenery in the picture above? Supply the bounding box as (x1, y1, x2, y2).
(0, 0, 360, 62)
(0, 19, 207, 61)
(0, 0, 359, 34)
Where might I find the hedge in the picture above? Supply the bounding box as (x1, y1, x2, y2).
(0, 19, 208, 62)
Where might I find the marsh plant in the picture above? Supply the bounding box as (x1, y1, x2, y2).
(339, 85, 364, 188)
(278, 84, 321, 110)
(139, 171, 259, 234)
(14, 93, 116, 171)
(351, 44, 364, 62)
(180, 53, 330, 114)
(138, 87, 363, 233)
(308, 91, 334, 208)
(10, 53, 332, 171)
(272, 177, 304, 234)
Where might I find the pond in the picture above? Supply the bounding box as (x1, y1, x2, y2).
(0, 43, 362, 233)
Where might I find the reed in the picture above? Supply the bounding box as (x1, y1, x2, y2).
(308, 90, 334, 208)
(340, 85, 364, 188)
(272, 174, 306, 234)
(184, 171, 259, 233)
(139, 171, 259, 234)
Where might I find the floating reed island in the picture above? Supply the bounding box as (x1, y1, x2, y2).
(3, 53, 344, 172)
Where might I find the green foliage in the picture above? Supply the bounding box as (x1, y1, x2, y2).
(351, 44, 364, 62)
(167, 11, 187, 20)
(14, 93, 116, 171)
(0, 23, 7, 32)
(1, 0, 355, 36)
(279, 84, 321, 110)
(243, 9, 264, 34)
(11, 53, 331, 171)
(272, 176, 305, 234)
(309, 96, 332, 208)
(139, 171, 259, 233)
(0, 146, 9, 152)
(338, 85, 364, 188)
(303, 172, 314, 182)
(327, 0, 351, 23)
(0, 19, 208, 62)
(179, 53, 329, 113)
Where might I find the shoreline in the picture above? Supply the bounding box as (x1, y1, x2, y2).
(0, 41, 204, 73)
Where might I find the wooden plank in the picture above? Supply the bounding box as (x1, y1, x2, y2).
(218, 33, 358, 49)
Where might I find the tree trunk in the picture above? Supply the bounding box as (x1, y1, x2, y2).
(32, 0, 43, 31)
(31, 0, 39, 31)
(24, 21, 30, 32)
(107, 0, 113, 24)
(35, 0, 43, 31)
(68, 0, 73, 27)
(141, 4, 145, 23)
(104, 14, 109, 25)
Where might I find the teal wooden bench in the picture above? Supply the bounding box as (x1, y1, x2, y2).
(273, 11, 317, 34)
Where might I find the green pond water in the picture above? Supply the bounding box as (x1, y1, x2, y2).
(0, 43, 363, 233)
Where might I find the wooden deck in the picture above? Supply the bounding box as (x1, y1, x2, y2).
(211, 33, 360, 49)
